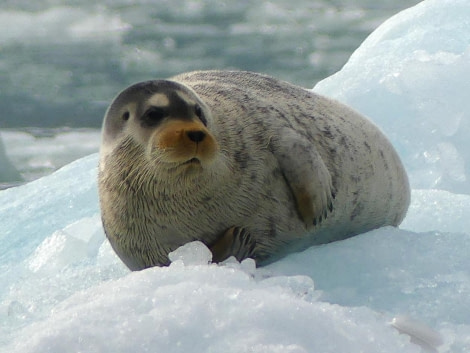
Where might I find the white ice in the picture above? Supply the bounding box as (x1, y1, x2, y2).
(314, 0, 470, 194)
(0, 129, 101, 182)
(0, 134, 22, 185)
(1, 0, 470, 352)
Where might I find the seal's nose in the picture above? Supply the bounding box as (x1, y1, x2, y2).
(186, 130, 206, 143)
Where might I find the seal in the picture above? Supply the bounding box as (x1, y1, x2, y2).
(98, 70, 410, 271)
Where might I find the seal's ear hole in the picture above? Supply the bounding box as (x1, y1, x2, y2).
(122, 111, 130, 121)
(195, 104, 207, 126)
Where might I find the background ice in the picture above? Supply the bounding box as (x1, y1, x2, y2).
(1, 0, 470, 352)
(0, 0, 420, 187)
(0, 135, 22, 187)
(314, 0, 470, 194)
(0, 0, 419, 128)
(0, 129, 100, 184)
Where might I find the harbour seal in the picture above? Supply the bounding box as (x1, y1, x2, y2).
(98, 70, 410, 271)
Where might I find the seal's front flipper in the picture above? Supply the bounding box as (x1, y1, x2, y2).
(210, 227, 257, 263)
(273, 129, 335, 229)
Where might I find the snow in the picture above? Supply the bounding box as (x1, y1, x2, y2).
(1, 0, 470, 352)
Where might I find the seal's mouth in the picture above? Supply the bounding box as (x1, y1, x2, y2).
(182, 157, 201, 166)
(173, 157, 203, 175)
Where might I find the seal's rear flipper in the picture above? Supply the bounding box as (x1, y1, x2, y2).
(210, 227, 257, 263)
(272, 129, 335, 229)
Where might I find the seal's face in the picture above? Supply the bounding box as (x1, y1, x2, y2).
(101, 80, 218, 174)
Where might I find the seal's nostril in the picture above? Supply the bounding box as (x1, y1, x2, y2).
(187, 130, 206, 143)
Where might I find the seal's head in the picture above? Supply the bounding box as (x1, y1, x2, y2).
(100, 80, 218, 176)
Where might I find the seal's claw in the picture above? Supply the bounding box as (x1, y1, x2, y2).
(210, 226, 257, 263)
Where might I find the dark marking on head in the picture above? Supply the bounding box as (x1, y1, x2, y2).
(105, 78, 211, 141)
(140, 106, 170, 127)
(166, 90, 191, 118)
(195, 104, 207, 126)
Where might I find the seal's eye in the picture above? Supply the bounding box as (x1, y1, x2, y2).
(122, 111, 130, 121)
(195, 104, 207, 126)
(141, 107, 168, 126)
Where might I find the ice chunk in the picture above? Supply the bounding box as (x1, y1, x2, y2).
(314, 0, 470, 194)
(391, 315, 443, 352)
(5, 263, 419, 353)
(168, 241, 213, 266)
(27, 216, 104, 273)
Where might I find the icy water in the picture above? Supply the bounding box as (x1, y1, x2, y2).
(0, 0, 420, 186)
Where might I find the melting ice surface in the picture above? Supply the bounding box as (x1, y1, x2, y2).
(1, 0, 470, 351)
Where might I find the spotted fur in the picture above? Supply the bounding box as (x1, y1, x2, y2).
(99, 70, 410, 270)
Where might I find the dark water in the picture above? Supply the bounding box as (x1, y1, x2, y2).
(0, 0, 421, 128)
